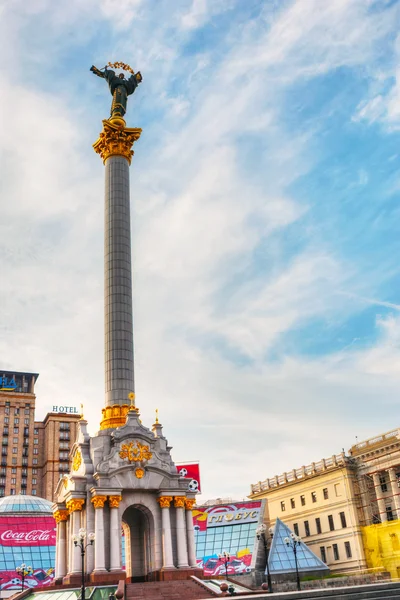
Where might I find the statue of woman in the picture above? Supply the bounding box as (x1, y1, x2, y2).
(90, 65, 142, 119)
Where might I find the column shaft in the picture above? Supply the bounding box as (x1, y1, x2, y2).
(57, 521, 67, 578)
(94, 507, 107, 571)
(176, 507, 189, 568)
(104, 155, 135, 406)
(373, 472, 387, 523)
(186, 509, 197, 568)
(71, 511, 82, 573)
(388, 469, 400, 517)
(110, 507, 121, 571)
(161, 506, 175, 569)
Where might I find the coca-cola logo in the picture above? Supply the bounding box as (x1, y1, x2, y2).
(1, 529, 54, 543)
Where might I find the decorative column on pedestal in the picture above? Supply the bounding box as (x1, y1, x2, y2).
(93, 114, 142, 431)
(54, 509, 69, 580)
(372, 473, 387, 523)
(184, 499, 198, 568)
(91, 496, 108, 573)
(174, 497, 189, 568)
(157, 496, 175, 569)
(66, 499, 85, 575)
(109, 495, 123, 571)
(388, 469, 400, 518)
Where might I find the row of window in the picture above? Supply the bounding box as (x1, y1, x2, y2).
(4, 405, 31, 416)
(293, 512, 347, 537)
(320, 541, 352, 563)
(0, 477, 37, 484)
(1, 457, 40, 465)
(281, 488, 330, 512)
(2, 447, 40, 455)
(0, 488, 37, 496)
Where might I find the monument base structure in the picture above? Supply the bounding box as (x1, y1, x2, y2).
(53, 111, 202, 584)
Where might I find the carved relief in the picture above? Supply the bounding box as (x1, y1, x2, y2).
(119, 441, 152, 463)
(72, 449, 82, 472)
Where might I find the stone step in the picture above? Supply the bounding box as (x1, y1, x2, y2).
(125, 579, 215, 600)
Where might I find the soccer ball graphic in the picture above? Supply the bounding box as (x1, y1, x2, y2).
(188, 479, 199, 492)
(179, 468, 188, 477)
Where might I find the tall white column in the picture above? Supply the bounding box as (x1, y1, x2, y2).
(388, 469, 400, 518)
(157, 496, 175, 569)
(55, 511, 68, 579)
(174, 497, 189, 568)
(86, 493, 95, 575)
(71, 509, 82, 573)
(92, 496, 107, 572)
(109, 496, 122, 571)
(373, 472, 387, 523)
(185, 499, 198, 568)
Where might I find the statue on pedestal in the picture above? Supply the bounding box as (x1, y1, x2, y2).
(90, 61, 142, 120)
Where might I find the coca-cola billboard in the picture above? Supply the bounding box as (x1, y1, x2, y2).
(0, 517, 56, 546)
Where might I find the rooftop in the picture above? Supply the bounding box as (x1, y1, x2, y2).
(0, 494, 52, 514)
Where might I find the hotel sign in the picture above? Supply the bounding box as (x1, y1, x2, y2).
(0, 377, 17, 391)
(207, 506, 260, 528)
(52, 406, 79, 414)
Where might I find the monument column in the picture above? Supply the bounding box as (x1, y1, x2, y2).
(91, 496, 108, 574)
(184, 499, 198, 568)
(174, 496, 189, 568)
(109, 495, 123, 571)
(54, 510, 68, 579)
(157, 496, 175, 569)
(93, 115, 142, 431)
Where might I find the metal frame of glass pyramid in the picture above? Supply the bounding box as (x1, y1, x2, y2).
(267, 518, 328, 575)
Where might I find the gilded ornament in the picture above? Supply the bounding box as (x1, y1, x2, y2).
(157, 496, 173, 509)
(119, 441, 152, 463)
(91, 495, 107, 509)
(109, 495, 122, 508)
(66, 498, 85, 513)
(174, 496, 186, 509)
(135, 467, 145, 479)
(185, 499, 196, 510)
(93, 119, 142, 165)
(54, 509, 69, 523)
(99, 403, 131, 430)
(72, 449, 82, 472)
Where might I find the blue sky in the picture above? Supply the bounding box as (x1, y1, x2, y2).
(2, 0, 400, 500)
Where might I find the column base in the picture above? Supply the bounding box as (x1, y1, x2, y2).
(157, 567, 203, 581)
(90, 571, 121, 584)
(62, 573, 82, 585)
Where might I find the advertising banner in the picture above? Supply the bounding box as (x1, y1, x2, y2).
(0, 517, 56, 546)
(176, 462, 201, 493)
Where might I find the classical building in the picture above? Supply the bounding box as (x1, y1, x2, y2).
(250, 427, 400, 577)
(0, 370, 80, 500)
(52, 67, 201, 584)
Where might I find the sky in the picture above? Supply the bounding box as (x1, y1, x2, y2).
(1, 0, 400, 501)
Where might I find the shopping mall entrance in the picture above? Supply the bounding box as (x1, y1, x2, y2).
(122, 504, 155, 582)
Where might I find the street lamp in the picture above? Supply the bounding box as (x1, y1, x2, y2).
(16, 564, 33, 591)
(256, 524, 274, 593)
(218, 551, 230, 580)
(73, 528, 95, 600)
(284, 532, 302, 591)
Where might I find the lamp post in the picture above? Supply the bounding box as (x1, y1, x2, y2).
(284, 533, 302, 591)
(256, 524, 274, 593)
(16, 564, 33, 591)
(73, 528, 95, 600)
(218, 551, 230, 580)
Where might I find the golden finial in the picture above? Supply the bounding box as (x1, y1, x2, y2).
(128, 392, 135, 409)
(155, 409, 159, 424)
(80, 403, 84, 419)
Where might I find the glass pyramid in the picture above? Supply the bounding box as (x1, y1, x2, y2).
(267, 518, 328, 574)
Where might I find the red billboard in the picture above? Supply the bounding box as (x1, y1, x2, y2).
(0, 517, 56, 546)
(176, 462, 201, 493)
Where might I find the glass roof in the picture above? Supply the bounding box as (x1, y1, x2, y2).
(268, 518, 328, 574)
(0, 494, 52, 514)
(28, 586, 116, 600)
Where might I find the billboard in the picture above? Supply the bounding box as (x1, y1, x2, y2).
(0, 516, 56, 591)
(193, 501, 263, 576)
(176, 462, 201, 493)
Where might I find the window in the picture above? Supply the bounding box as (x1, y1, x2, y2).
(380, 472, 388, 493)
(333, 544, 339, 560)
(293, 523, 299, 536)
(301, 495, 306, 506)
(323, 488, 329, 499)
(345, 541, 352, 558)
(33, 448, 38, 455)
(290, 498, 295, 509)
(316, 517, 322, 534)
(34, 438, 38, 444)
(320, 547, 327, 563)
(32, 478, 37, 485)
(34, 428, 39, 435)
(13, 428, 18, 434)
(10, 488, 15, 495)
(11, 478, 16, 484)
(328, 515, 335, 531)
(304, 521, 310, 537)
(13, 438, 18, 444)
(33, 458, 38, 465)
(24, 419, 29, 425)
(22, 458, 28, 466)
(387, 506, 395, 521)
(340, 512, 347, 528)
(4, 407, 9, 415)
(281, 501, 285, 512)
(14, 408, 19, 415)
(24, 409, 30, 415)
(20, 490, 26, 495)
(32, 468, 37, 474)
(12, 458, 17, 465)
(311, 491, 317, 503)
(11, 468, 16, 474)
(14, 418, 19, 424)
(32, 489, 37, 496)
(4, 417, 8, 424)
(12, 448, 17, 454)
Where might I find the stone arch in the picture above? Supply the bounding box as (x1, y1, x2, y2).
(122, 502, 157, 582)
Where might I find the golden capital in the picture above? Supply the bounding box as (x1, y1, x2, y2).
(109, 495, 122, 508)
(66, 498, 85, 513)
(93, 119, 142, 165)
(157, 496, 173, 509)
(72, 449, 82, 472)
(54, 509, 69, 523)
(185, 499, 196, 511)
(174, 496, 186, 509)
(91, 495, 107, 509)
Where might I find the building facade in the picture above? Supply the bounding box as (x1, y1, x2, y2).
(250, 428, 400, 577)
(0, 370, 80, 501)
